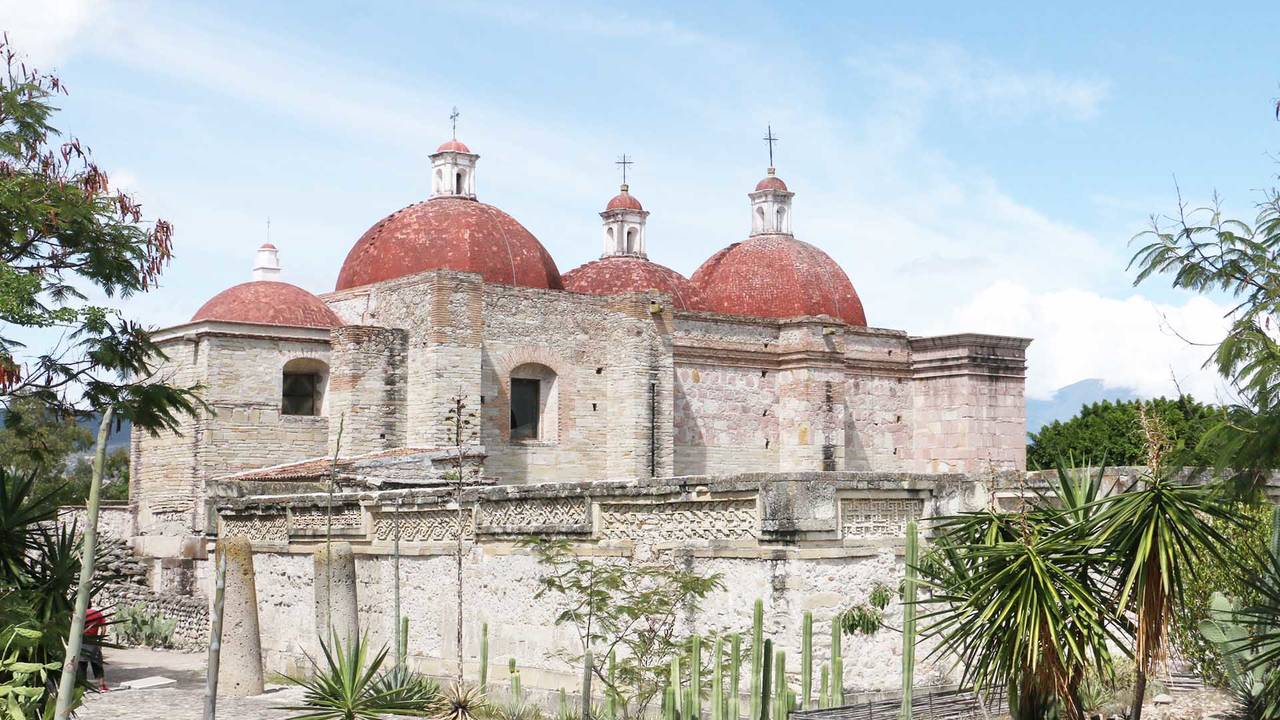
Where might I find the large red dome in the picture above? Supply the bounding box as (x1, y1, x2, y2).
(336, 198, 563, 291)
(563, 256, 697, 309)
(691, 235, 866, 326)
(192, 281, 340, 329)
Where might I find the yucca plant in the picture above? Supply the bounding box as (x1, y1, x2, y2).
(921, 526, 1119, 720)
(1087, 429, 1236, 720)
(285, 633, 427, 719)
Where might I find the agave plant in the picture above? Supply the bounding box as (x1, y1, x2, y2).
(434, 682, 489, 720)
(285, 633, 427, 720)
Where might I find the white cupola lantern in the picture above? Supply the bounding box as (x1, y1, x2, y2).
(749, 167, 794, 236)
(430, 139, 479, 200)
(252, 243, 281, 280)
(600, 184, 649, 258)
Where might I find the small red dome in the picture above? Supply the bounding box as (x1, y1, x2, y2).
(436, 139, 472, 153)
(193, 281, 340, 328)
(606, 187, 644, 211)
(336, 198, 563, 291)
(563, 256, 697, 309)
(692, 236, 866, 326)
(755, 174, 789, 192)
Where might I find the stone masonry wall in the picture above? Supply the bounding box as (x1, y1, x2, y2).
(211, 472, 983, 694)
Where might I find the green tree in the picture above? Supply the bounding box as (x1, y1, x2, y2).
(0, 396, 92, 504)
(1027, 396, 1222, 470)
(1129, 185, 1280, 498)
(0, 36, 198, 431)
(521, 537, 724, 719)
(67, 448, 129, 503)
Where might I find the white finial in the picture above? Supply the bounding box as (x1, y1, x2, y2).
(253, 243, 281, 280)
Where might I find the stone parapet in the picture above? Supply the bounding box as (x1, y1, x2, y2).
(212, 471, 982, 555)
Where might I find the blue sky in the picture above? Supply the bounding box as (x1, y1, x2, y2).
(5, 1, 1278, 401)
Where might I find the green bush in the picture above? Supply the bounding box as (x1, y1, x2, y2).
(1171, 502, 1273, 685)
(112, 604, 177, 648)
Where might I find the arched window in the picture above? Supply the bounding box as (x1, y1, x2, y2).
(435, 168, 443, 194)
(282, 358, 329, 417)
(775, 206, 786, 231)
(607, 226, 616, 245)
(625, 227, 638, 253)
(755, 206, 766, 232)
(455, 171, 465, 195)
(509, 363, 558, 442)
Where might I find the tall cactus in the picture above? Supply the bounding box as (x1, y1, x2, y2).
(750, 600, 764, 720)
(819, 665, 829, 709)
(479, 622, 489, 695)
(607, 649, 619, 720)
(759, 639, 772, 720)
(664, 685, 677, 720)
(691, 635, 703, 720)
(801, 612, 812, 709)
(583, 649, 595, 720)
(509, 657, 522, 700)
(713, 636, 724, 720)
(672, 654, 683, 719)
(1271, 506, 1280, 558)
(900, 520, 919, 720)
(730, 633, 742, 720)
(830, 618, 843, 707)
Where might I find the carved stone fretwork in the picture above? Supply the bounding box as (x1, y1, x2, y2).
(839, 497, 923, 539)
(291, 506, 364, 531)
(478, 498, 590, 533)
(220, 513, 288, 542)
(372, 509, 474, 542)
(598, 499, 757, 542)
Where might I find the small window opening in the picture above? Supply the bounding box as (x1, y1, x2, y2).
(282, 372, 320, 416)
(761, 370, 768, 378)
(625, 227, 638, 253)
(510, 378, 541, 440)
(596, 367, 603, 374)
(455, 171, 464, 194)
(592, 402, 598, 412)
(765, 439, 771, 449)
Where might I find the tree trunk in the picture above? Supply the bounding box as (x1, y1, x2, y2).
(1131, 668, 1147, 720)
(54, 407, 115, 720)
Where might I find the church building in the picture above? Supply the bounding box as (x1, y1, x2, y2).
(133, 135, 1028, 542)
(124, 132, 1030, 690)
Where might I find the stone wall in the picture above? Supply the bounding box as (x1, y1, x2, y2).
(134, 324, 334, 545)
(210, 472, 981, 693)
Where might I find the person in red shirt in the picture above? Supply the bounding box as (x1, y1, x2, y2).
(79, 607, 108, 691)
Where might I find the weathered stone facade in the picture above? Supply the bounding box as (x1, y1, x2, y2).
(209, 472, 979, 692)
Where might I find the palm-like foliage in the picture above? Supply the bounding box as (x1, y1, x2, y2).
(285, 633, 429, 720)
(921, 496, 1122, 720)
(0, 468, 65, 581)
(1087, 472, 1236, 720)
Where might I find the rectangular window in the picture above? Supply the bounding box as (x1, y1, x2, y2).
(282, 373, 319, 416)
(510, 378, 540, 440)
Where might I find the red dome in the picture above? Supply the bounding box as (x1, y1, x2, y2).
(436, 139, 472, 153)
(336, 198, 563, 291)
(192, 281, 340, 329)
(755, 174, 789, 192)
(563, 256, 697, 309)
(606, 188, 644, 211)
(691, 236, 866, 326)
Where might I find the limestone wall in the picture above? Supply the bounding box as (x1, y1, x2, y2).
(211, 472, 981, 694)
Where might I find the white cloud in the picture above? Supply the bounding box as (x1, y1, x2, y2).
(849, 43, 1110, 122)
(0, 0, 102, 67)
(943, 280, 1234, 401)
